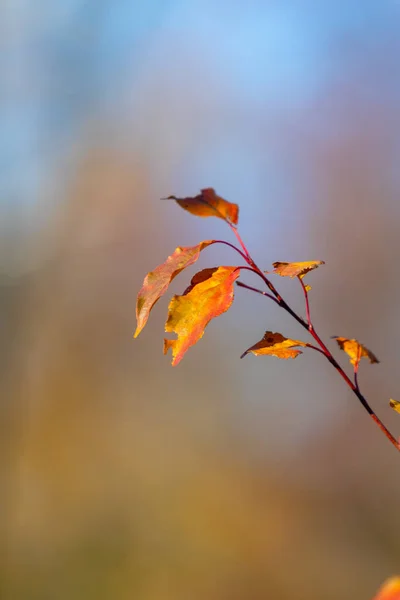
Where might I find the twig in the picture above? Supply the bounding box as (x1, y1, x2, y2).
(233, 226, 400, 452)
(236, 280, 278, 303)
(299, 277, 312, 329)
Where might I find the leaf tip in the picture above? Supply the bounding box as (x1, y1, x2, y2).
(163, 338, 180, 366)
(372, 576, 400, 600)
(389, 399, 400, 414)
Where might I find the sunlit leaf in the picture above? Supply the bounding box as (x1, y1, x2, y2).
(164, 266, 240, 366)
(332, 336, 379, 366)
(241, 331, 308, 360)
(270, 260, 325, 278)
(164, 188, 239, 226)
(183, 267, 218, 295)
(134, 240, 214, 337)
(389, 399, 400, 414)
(372, 577, 400, 600)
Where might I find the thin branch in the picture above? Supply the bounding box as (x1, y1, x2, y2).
(229, 224, 252, 261)
(287, 299, 398, 450)
(211, 239, 249, 263)
(299, 277, 312, 329)
(228, 225, 287, 304)
(371, 415, 400, 449)
(353, 346, 362, 393)
(234, 265, 279, 291)
(233, 228, 400, 453)
(236, 280, 278, 303)
(304, 343, 326, 356)
(292, 303, 399, 451)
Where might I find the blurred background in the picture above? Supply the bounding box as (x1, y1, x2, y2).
(2, 1, 400, 598)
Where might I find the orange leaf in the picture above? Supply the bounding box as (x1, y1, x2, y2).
(183, 267, 218, 295)
(241, 331, 308, 360)
(164, 266, 240, 366)
(389, 399, 400, 414)
(372, 577, 400, 600)
(270, 260, 325, 278)
(164, 188, 239, 226)
(332, 336, 379, 366)
(134, 240, 214, 337)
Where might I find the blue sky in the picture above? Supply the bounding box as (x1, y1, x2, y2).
(1, 0, 400, 212)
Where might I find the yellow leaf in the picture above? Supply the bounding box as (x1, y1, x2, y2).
(389, 399, 400, 414)
(164, 266, 240, 366)
(164, 188, 239, 225)
(332, 336, 379, 366)
(270, 260, 325, 278)
(134, 240, 214, 337)
(183, 267, 218, 295)
(241, 331, 308, 360)
(372, 577, 400, 600)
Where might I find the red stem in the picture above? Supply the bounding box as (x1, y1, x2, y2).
(353, 346, 362, 393)
(301, 303, 399, 451)
(229, 224, 252, 261)
(211, 239, 249, 263)
(231, 225, 400, 452)
(299, 277, 312, 328)
(236, 280, 278, 303)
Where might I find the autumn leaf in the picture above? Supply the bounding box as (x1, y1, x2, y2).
(163, 188, 239, 226)
(389, 399, 400, 414)
(182, 267, 219, 295)
(164, 266, 240, 366)
(134, 240, 214, 337)
(332, 336, 379, 366)
(372, 577, 400, 600)
(241, 331, 308, 360)
(270, 260, 325, 279)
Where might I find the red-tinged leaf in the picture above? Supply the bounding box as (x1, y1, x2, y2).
(270, 260, 325, 278)
(134, 240, 215, 337)
(372, 577, 400, 600)
(241, 331, 308, 360)
(164, 188, 239, 226)
(332, 336, 379, 367)
(164, 266, 240, 366)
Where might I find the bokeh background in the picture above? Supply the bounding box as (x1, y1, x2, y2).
(2, 1, 400, 599)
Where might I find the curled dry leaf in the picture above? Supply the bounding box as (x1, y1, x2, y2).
(134, 240, 214, 337)
(389, 399, 400, 414)
(372, 577, 400, 600)
(270, 260, 325, 279)
(241, 331, 308, 360)
(332, 336, 379, 366)
(163, 188, 239, 226)
(164, 266, 240, 366)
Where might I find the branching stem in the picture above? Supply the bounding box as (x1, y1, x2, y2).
(232, 226, 400, 452)
(229, 224, 252, 262)
(236, 280, 278, 303)
(212, 239, 250, 263)
(299, 277, 312, 328)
